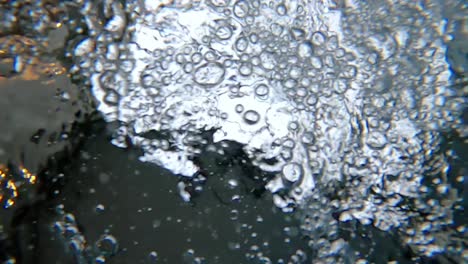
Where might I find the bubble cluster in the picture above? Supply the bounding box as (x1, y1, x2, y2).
(69, 0, 467, 262)
(0, 165, 38, 209)
(53, 205, 119, 263)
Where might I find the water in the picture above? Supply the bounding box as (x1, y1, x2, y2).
(0, 0, 467, 263)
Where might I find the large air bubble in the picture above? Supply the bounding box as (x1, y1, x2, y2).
(193, 62, 225, 86)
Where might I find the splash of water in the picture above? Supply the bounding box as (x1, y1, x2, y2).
(69, 0, 467, 261)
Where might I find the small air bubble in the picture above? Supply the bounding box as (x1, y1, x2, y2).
(193, 62, 225, 86)
(255, 84, 269, 99)
(95, 234, 118, 257)
(282, 163, 302, 183)
(228, 179, 238, 188)
(249, 33, 259, 44)
(191, 53, 203, 64)
(276, 4, 287, 15)
(235, 104, 244, 113)
(260, 51, 276, 70)
(229, 209, 239, 220)
(239, 63, 252, 76)
(95, 204, 105, 213)
(233, 0, 249, 18)
(326, 35, 339, 50)
(216, 23, 233, 40)
(243, 110, 260, 124)
(148, 251, 158, 262)
(340, 65, 357, 79)
(333, 79, 347, 94)
(298, 42, 314, 58)
(235, 37, 248, 52)
(288, 121, 299, 131)
(311, 31, 326, 46)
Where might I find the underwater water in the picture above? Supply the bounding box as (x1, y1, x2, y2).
(0, 0, 467, 263)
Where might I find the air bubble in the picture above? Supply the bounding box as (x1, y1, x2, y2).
(182, 46, 192, 55)
(301, 132, 315, 144)
(233, 0, 249, 18)
(235, 104, 244, 113)
(298, 42, 314, 58)
(228, 242, 241, 250)
(228, 179, 238, 188)
(240, 53, 250, 62)
(311, 32, 326, 46)
(282, 138, 296, 149)
(255, 84, 269, 99)
(340, 65, 357, 79)
(191, 52, 203, 64)
(239, 62, 252, 76)
(153, 49, 162, 59)
(296, 87, 308, 97)
(95, 204, 105, 213)
(276, 4, 287, 16)
(367, 52, 379, 65)
(282, 149, 294, 161)
(216, 25, 233, 40)
(228, 209, 239, 220)
(99, 70, 116, 90)
(63, 213, 75, 224)
(140, 74, 155, 87)
(203, 34, 211, 44)
(249, 33, 259, 44)
(251, 56, 261, 66)
(223, 59, 234, 67)
(69, 237, 85, 252)
(193, 62, 225, 86)
(204, 50, 217, 61)
(104, 90, 120, 105)
(175, 54, 186, 64)
(95, 234, 118, 256)
(290, 28, 306, 41)
(289, 66, 302, 79)
(243, 110, 260, 125)
(166, 47, 175, 56)
(148, 251, 158, 262)
(235, 37, 248, 52)
(326, 35, 339, 51)
(324, 54, 335, 68)
(288, 121, 299, 131)
(284, 79, 297, 89)
(333, 79, 347, 94)
(270, 23, 284, 36)
(120, 59, 134, 73)
(245, 16, 255, 25)
(310, 56, 323, 69)
(183, 63, 194, 73)
(260, 51, 276, 70)
(335, 48, 346, 58)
